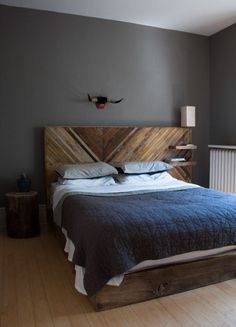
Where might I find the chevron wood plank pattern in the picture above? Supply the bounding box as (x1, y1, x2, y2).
(71, 127, 104, 160)
(103, 127, 138, 162)
(45, 126, 193, 208)
(169, 165, 192, 182)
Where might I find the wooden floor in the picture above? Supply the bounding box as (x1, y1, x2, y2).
(2, 228, 236, 327)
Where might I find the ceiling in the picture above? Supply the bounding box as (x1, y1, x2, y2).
(1, 0, 236, 36)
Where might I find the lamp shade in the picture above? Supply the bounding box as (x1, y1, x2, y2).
(181, 106, 196, 127)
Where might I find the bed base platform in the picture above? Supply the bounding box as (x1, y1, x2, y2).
(90, 254, 236, 311)
(52, 225, 236, 311)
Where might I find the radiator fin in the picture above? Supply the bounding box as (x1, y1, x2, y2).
(209, 148, 236, 193)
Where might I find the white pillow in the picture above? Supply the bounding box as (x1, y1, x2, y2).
(58, 176, 116, 186)
(115, 172, 175, 186)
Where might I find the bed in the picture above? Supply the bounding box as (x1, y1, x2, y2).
(45, 126, 236, 310)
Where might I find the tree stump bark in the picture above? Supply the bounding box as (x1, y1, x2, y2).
(5, 191, 40, 238)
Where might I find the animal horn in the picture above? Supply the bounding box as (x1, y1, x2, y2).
(88, 94, 98, 103)
(108, 98, 124, 104)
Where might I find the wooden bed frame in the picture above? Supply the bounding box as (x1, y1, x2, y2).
(44, 126, 236, 311)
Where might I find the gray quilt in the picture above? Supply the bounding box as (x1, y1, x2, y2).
(58, 187, 236, 296)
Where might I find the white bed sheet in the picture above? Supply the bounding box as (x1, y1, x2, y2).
(52, 172, 199, 210)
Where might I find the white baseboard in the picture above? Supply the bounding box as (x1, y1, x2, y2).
(0, 205, 47, 227)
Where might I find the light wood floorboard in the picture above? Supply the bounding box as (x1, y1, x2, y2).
(1, 227, 236, 327)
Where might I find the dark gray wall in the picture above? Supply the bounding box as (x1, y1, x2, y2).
(210, 24, 236, 144)
(0, 5, 210, 206)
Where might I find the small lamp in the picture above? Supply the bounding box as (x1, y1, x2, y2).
(181, 106, 196, 127)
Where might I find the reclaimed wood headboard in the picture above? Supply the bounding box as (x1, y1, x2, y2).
(44, 126, 193, 210)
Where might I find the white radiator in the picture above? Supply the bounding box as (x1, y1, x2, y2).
(209, 145, 236, 193)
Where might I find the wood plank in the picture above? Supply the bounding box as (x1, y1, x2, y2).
(130, 299, 181, 327)
(1, 235, 20, 327)
(44, 126, 193, 210)
(193, 285, 236, 325)
(26, 237, 54, 327)
(101, 306, 145, 327)
(103, 127, 138, 162)
(171, 291, 224, 327)
(32, 232, 73, 327)
(169, 165, 192, 182)
(158, 296, 200, 327)
(90, 254, 236, 311)
(70, 127, 103, 161)
(208, 283, 236, 310)
(14, 239, 36, 327)
(39, 228, 109, 327)
(169, 145, 197, 150)
(169, 161, 197, 167)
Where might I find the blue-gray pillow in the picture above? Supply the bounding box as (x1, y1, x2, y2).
(56, 162, 118, 179)
(114, 161, 172, 174)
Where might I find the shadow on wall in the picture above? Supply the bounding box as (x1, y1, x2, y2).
(34, 127, 46, 204)
(0, 128, 45, 207)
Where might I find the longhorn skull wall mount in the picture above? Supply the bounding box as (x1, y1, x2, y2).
(88, 94, 123, 110)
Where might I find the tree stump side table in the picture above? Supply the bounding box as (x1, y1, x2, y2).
(5, 191, 40, 238)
